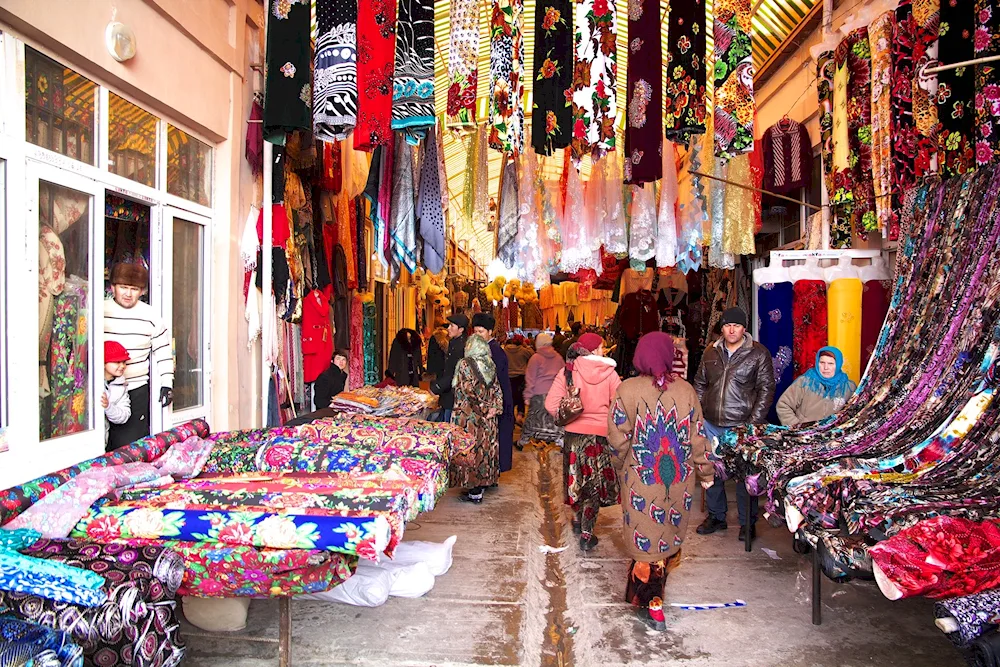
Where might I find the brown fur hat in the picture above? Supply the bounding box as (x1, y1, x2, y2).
(110, 263, 148, 288)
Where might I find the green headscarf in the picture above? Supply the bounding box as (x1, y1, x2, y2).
(464, 335, 497, 385)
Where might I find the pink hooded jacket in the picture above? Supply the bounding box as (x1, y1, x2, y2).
(544, 355, 622, 436)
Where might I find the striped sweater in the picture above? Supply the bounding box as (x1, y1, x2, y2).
(104, 299, 174, 389)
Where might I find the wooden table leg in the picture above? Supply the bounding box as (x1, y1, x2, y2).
(812, 547, 822, 626)
(279, 597, 291, 667)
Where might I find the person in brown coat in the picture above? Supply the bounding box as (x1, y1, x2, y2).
(607, 332, 715, 631)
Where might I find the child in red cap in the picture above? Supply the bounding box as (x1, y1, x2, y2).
(103, 341, 131, 448)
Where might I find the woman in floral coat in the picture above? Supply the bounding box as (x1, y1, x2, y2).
(608, 332, 716, 631)
(452, 335, 504, 504)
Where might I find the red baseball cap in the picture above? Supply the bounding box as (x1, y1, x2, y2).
(104, 341, 130, 363)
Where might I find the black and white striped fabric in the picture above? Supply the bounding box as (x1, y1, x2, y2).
(104, 299, 173, 389)
(314, 0, 358, 142)
(391, 0, 435, 131)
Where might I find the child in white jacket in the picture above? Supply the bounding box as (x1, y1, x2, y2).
(103, 341, 131, 448)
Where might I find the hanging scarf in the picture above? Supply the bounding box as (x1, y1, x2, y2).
(817, 50, 836, 209)
(846, 27, 877, 238)
(473, 124, 490, 228)
(629, 182, 657, 263)
(708, 158, 734, 269)
(655, 139, 679, 267)
(363, 145, 386, 268)
(624, 0, 662, 185)
(532, 0, 573, 155)
(713, 0, 754, 161)
(570, 0, 617, 162)
(313, 0, 356, 142)
(603, 150, 628, 254)
(830, 40, 853, 247)
(913, 0, 941, 163)
(389, 136, 417, 278)
(379, 138, 395, 268)
(665, 0, 708, 141)
(516, 148, 544, 284)
(447, 0, 480, 127)
(560, 163, 594, 272)
(418, 127, 446, 274)
(890, 1, 919, 242)
(464, 335, 498, 385)
(870, 12, 895, 238)
(721, 153, 757, 256)
(354, 0, 396, 150)
(393, 0, 436, 133)
(938, 0, 976, 176)
(800, 346, 855, 401)
(489, 0, 526, 153)
(264, 0, 311, 140)
(497, 159, 520, 268)
(976, 0, 1000, 167)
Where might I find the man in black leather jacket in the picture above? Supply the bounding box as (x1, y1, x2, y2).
(430, 313, 469, 422)
(693, 307, 776, 543)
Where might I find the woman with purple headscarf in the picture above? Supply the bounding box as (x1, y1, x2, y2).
(607, 332, 716, 631)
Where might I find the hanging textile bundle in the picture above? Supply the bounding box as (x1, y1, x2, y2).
(869, 12, 895, 237)
(393, 0, 436, 134)
(890, 1, 919, 243)
(721, 152, 757, 257)
(624, 0, 662, 185)
(655, 139, 679, 268)
(489, 0, 526, 153)
(389, 135, 418, 279)
(532, 0, 573, 155)
(845, 27, 877, 238)
(665, 0, 708, 141)
(712, 0, 754, 161)
(313, 0, 357, 142)
(265, 0, 312, 140)
(447, 0, 481, 127)
(497, 159, 520, 268)
(418, 126, 447, 274)
(937, 0, 976, 176)
(830, 38, 854, 249)
(628, 182, 657, 263)
(817, 50, 836, 211)
(570, 0, 617, 162)
(354, 0, 397, 150)
(912, 0, 940, 170)
(976, 0, 1000, 167)
(603, 150, 628, 254)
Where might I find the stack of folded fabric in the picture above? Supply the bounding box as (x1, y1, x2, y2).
(0, 615, 83, 667)
(330, 392, 381, 414)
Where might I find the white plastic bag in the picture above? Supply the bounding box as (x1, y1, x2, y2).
(182, 597, 250, 632)
(361, 560, 435, 598)
(389, 535, 456, 577)
(299, 564, 397, 607)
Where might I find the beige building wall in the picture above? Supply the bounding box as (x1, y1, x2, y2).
(0, 0, 265, 433)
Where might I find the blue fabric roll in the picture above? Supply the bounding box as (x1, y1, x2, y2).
(0, 615, 83, 667)
(757, 281, 795, 423)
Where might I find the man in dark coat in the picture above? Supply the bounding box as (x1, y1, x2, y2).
(472, 312, 514, 473)
(430, 313, 468, 422)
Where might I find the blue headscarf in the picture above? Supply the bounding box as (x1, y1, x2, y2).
(800, 347, 855, 400)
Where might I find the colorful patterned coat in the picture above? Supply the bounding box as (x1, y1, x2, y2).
(608, 377, 715, 562)
(451, 358, 504, 487)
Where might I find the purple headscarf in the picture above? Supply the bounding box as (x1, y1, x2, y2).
(633, 332, 676, 389)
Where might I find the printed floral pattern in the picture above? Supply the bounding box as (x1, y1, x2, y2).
(937, 0, 976, 176)
(713, 0, 754, 160)
(818, 51, 836, 205)
(570, 0, 617, 161)
(625, 0, 661, 184)
(890, 1, 922, 242)
(447, 0, 480, 126)
(976, 0, 1000, 167)
(532, 0, 573, 155)
(355, 0, 396, 149)
(870, 12, 894, 237)
(665, 0, 707, 140)
(913, 0, 941, 160)
(489, 0, 526, 153)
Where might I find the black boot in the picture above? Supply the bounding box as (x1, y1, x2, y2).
(696, 516, 728, 535)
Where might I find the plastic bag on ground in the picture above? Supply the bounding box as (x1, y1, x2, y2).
(388, 535, 457, 577)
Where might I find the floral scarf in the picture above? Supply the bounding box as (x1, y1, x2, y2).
(869, 12, 894, 238)
(531, 0, 573, 155)
(713, 0, 754, 161)
(912, 0, 940, 165)
(354, 0, 396, 150)
(846, 28, 876, 238)
(464, 335, 497, 385)
(665, 0, 708, 141)
(890, 1, 920, 242)
(937, 0, 976, 177)
(817, 50, 836, 210)
(489, 0, 526, 153)
(446, 0, 480, 127)
(624, 0, 662, 185)
(570, 0, 617, 162)
(976, 0, 1000, 167)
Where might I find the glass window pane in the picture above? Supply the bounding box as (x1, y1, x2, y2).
(167, 126, 212, 206)
(0, 159, 6, 448)
(109, 94, 158, 188)
(38, 181, 93, 440)
(25, 48, 97, 165)
(172, 218, 204, 410)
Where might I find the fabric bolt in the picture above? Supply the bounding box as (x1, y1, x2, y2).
(570, 0, 617, 161)
(976, 0, 1000, 167)
(827, 278, 863, 384)
(497, 160, 519, 268)
(392, 0, 435, 132)
(354, 0, 396, 150)
(389, 138, 417, 277)
(531, 0, 573, 155)
(817, 51, 836, 208)
(937, 0, 976, 177)
(0, 551, 106, 608)
(313, 0, 356, 142)
(721, 153, 758, 256)
(655, 139, 679, 268)
(757, 282, 794, 423)
(761, 121, 812, 195)
(913, 0, 941, 146)
(264, 0, 311, 139)
(792, 280, 828, 379)
(713, 0, 754, 160)
(446, 0, 480, 127)
(562, 434, 620, 537)
(664, 0, 708, 140)
(0, 616, 83, 667)
(870, 12, 895, 236)
(418, 126, 446, 273)
(846, 27, 877, 237)
(935, 590, 1000, 647)
(624, 0, 662, 185)
(890, 1, 919, 242)
(830, 40, 853, 248)
(488, 0, 526, 153)
(860, 280, 890, 378)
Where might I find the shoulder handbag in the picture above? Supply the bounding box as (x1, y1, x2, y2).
(555, 369, 584, 427)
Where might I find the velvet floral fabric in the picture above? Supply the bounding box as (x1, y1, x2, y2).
(354, 0, 396, 150)
(912, 0, 941, 160)
(846, 28, 877, 237)
(817, 50, 836, 206)
(937, 0, 976, 177)
(447, 0, 480, 127)
(489, 0, 526, 153)
(869, 12, 895, 237)
(792, 280, 828, 380)
(531, 0, 573, 155)
(664, 0, 708, 141)
(976, 0, 1000, 167)
(890, 0, 921, 242)
(570, 0, 617, 161)
(713, 0, 754, 160)
(624, 0, 662, 185)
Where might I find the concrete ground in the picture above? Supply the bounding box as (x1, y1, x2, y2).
(180, 444, 964, 667)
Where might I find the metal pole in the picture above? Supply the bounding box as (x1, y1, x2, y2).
(261, 150, 272, 427)
(923, 53, 1000, 75)
(688, 170, 823, 211)
(812, 547, 822, 625)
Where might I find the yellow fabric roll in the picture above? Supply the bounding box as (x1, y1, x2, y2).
(828, 278, 864, 383)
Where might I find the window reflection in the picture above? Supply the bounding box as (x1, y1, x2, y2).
(109, 94, 158, 188)
(172, 219, 204, 410)
(25, 48, 96, 165)
(167, 126, 212, 206)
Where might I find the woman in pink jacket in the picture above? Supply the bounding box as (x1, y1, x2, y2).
(545, 333, 622, 551)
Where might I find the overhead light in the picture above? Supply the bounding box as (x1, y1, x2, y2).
(106, 22, 137, 62)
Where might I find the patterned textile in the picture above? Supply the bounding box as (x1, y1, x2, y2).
(890, 1, 920, 242)
(976, 0, 1000, 167)
(655, 140, 680, 267)
(363, 300, 380, 385)
(519, 395, 564, 444)
(664, 0, 708, 140)
(817, 51, 836, 210)
(497, 160, 519, 268)
(389, 137, 417, 278)
(392, 0, 435, 132)
(827, 278, 864, 384)
(761, 121, 811, 195)
(869, 12, 895, 236)
(758, 282, 794, 423)
(628, 183, 657, 263)
(354, 0, 396, 150)
(861, 280, 890, 377)
(830, 40, 853, 248)
(870, 517, 1000, 600)
(792, 280, 828, 380)
(570, 0, 617, 161)
(531, 0, 572, 155)
(913, 0, 940, 149)
(265, 0, 311, 138)
(446, 0, 479, 127)
(721, 153, 758, 256)
(937, 0, 975, 177)
(153, 436, 213, 479)
(0, 421, 209, 526)
(935, 589, 1000, 647)
(418, 126, 446, 274)
(0, 548, 106, 608)
(563, 434, 619, 511)
(624, 0, 662, 185)
(451, 358, 504, 488)
(0, 616, 82, 667)
(46, 281, 88, 440)
(713, 0, 754, 161)
(313, 1, 356, 142)
(488, 0, 526, 153)
(846, 28, 877, 237)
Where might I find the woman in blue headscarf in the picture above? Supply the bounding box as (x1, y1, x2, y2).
(775, 347, 857, 427)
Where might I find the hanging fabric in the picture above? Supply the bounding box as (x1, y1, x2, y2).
(532, 0, 573, 155)
(624, 0, 662, 185)
(570, 0, 617, 162)
(792, 280, 828, 380)
(389, 136, 417, 279)
(418, 126, 446, 274)
(560, 164, 597, 272)
(708, 158, 735, 268)
(760, 120, 812, 195)
(828, 277, 864, 383)
(817, 50, 836, 205)
(447, 0, 480, 128)
(603, 150, 628, 254)
(516, 148, 545, 285)
(313, 0, 356, 142)
(869, 13, 895, 238)
(354, 0, 397, 150)
(676, 124, 710, 274)
(976, 0, 1000, 167)
(655, 139, 679, 267)
(913, 0, 941, 165)
(363, 146, 387, 269)
(937, 0, 976, 176)
(628, 183, 656, 263)
(722, 153, 757, 256)
(713, 0, 754, 161)
(757, 281, 794, 423)
(861, 279, 890, 375)
(890, 0, 919, 242)
(393, 0, 436, 133)
(489, 0, 526, 153)
(265, 0, 312, 140)
(846, 27, 877, 238)
(497, 159, 520, 268)
(664, 0, 708, 141)
(830, 39, 853, 248)
(473, 124, 490, 229)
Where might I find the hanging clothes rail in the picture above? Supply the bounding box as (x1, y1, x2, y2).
(688, 169, 823, 211)
(923, 53, 1000, 75)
